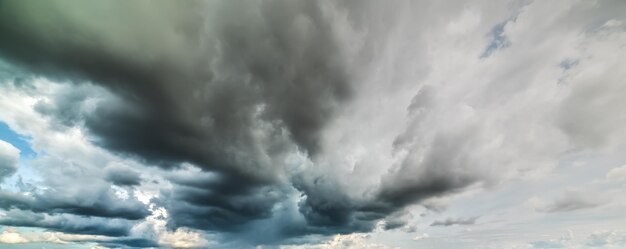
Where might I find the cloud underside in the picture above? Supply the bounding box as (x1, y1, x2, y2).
(430, 217, 477, 227)
(0, 0, 625, 248)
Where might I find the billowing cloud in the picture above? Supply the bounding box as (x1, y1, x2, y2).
(0, 0, 356, 236)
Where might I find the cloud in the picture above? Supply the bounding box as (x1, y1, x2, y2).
(520, 230, 626, 249)
(585, 231, 626, 247)
(0, 228, 28, 244)
(0, 227, 116, 245)
(412, 233, 430, 241)
(430, 217, 478, 227)
(0, 0, 350, 172)
(280, 233, 395, 249)
(0, 209, 135, 237)
(0, 0, 355, 235)
(529, 240, 566, 249)
(0, 223, 161, 249)
(104, 164, 142, 186)
(528, 189, 605, 213)
(0, 189, 149, 220)
(96, 238, 160, 248)
(153, 165, 294, 239)
(381, 211, 413, 230)
(0, 140, 19, 184)
(157, 227, 211, 249)
(606, 165, 626, 182)
(130, 201, 211, 249)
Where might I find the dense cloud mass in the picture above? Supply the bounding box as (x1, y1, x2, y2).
(0, 0, 353, 236)
(0, 0, 626, 248)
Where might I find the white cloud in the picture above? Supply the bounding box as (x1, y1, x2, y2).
(158, 227, 210, 249)
(0, 228, 28, 244)
(412, 233, 430, 241)
(0, 140, 19, 184)
(607, 165, 626, 182)
(131, 205, 210, 249)
(281, 233, 396, 249)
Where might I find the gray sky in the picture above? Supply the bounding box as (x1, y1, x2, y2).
(0, 0, 625, 248)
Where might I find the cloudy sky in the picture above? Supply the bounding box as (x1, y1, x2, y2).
(0, 0, 625, 248)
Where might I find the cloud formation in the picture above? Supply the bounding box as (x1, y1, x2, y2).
(0, 1, 357, 237)
(0, 0, 625, 248)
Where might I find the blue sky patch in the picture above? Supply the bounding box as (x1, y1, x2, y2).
(481, 22, 512, 58)
(0, 121, 36, 159)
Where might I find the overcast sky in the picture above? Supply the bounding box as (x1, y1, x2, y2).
(0, 0, 626, 248)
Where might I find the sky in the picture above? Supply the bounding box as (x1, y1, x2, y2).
(0, 0, 625, 248)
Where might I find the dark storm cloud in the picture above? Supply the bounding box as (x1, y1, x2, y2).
(288, 123, 480, 233)
(0, 0, 350, 173)
(0, 190, 149, 220)
(288, 174, 392, 236)
(0, 209, 133, 236)
(430, 216, 478, 227)
(163, 173, 283, 231)
(105, 165, 142, 186)
(382, 211, 412, 230)
(291, 175, 362, 228)
(0, 0, 352, 234)
(289, 170, 474, 235)
(0, 0, 488, 244)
